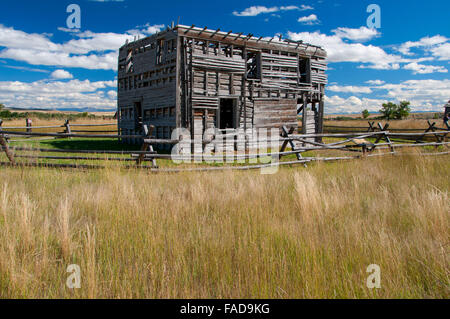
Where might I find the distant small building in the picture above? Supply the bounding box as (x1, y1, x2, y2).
(117, 24, 328, 144)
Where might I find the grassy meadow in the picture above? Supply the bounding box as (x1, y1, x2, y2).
(0, 154, 448, 298)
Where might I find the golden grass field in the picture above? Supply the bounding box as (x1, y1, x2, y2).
(0, 154, 448, 298)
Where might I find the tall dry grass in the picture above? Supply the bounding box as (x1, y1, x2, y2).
(0, 155, 448, 298)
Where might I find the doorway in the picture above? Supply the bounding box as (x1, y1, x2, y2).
(218, 98, 237, 130)
(134, 101, 142, 128)
(134, 101, 142, 120)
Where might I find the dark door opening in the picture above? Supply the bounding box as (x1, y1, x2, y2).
(134, 101, 142, 127)
(299, 57, 311, 84)
(218, 99, 236, 130)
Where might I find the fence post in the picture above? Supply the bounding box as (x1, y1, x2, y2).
(26, 118, 32, 133)
(137, 125, 157, 168)
(280, 126, 303, 161)
(443, 121, 450, 146)
(444, 120, 450, 131)
(427, 121, 447, 147)
(415, 121, 436, 144)
(370, 123, 392, 153)
(415, 120, 448, 147)
(279, 126, 294, 157)
(64, 119, 72, 139)
(378, 123, 395, 153)
(0, 119, 9, 144)
(361, 143, 368, 157)
(367, 121, 375, 132)
(0, 127, 15, 164)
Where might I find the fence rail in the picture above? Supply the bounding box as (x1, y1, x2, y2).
(0, 120, 448, 172)
(322, 120, 449, 133)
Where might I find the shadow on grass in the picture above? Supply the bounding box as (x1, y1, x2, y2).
(39, 138, 172, 154)
(40, 138, 141, 152)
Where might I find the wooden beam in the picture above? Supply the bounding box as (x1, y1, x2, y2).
(181, 30, 326, 57)
(244, 33, 253, 41)
(198, 26, 207, 36)
(209, 28, 220, 38)
(183, 24, 195, 34)
(222, 31, 232, 40)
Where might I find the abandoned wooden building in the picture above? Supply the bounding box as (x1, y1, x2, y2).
(117, 24, 327, 146)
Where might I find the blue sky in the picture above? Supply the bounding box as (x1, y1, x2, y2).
(0, 0, 449, 113)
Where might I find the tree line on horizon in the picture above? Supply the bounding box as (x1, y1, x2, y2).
(0, 103, 114, 121)
(362, 101, 411, 120)
(0, 100, 441, 123)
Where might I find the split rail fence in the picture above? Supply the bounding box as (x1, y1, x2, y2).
(0, 119, 448, 172)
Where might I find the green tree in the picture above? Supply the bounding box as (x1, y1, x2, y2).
(379, 101, 411, 120)
(395, 101, 411, 120)
(362, 109, 370, 119)
(380, 102, 397, 120)
(0, 103, 4, 111)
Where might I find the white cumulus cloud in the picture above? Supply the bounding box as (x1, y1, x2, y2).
(397, 35, 448, 56)
(0, 79, 117, 110)
(298, 14, 319, 25)
(430, 42, 450, 61)
(365, 80, 385, 85)
(328, 85, 372, 94)
(325, 79, 450, 113)
(233, 5, 312, 17)
(324, 95, 386, 114)
(404, 62, 448, 74)
(50, 69, 74, 79)
(288, 30, 402, 69)
(0, 23, 165, 71)
(332, 27, 380, 42)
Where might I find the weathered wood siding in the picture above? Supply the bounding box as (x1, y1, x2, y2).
(254, 99, 297, 130)
(184, 37, 251, 142)
(118, 25, 328, 146)
(117, 31, 178, 143)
